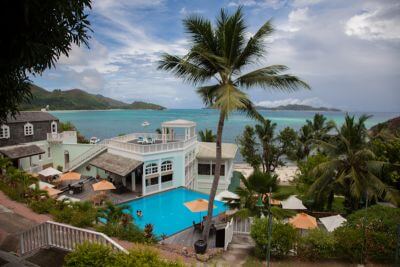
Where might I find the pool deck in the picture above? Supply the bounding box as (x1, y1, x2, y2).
(163, 226, 217, 249)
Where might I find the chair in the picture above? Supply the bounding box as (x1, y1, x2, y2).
(137, 136, 144, 144)
(193, 221, 203, 233)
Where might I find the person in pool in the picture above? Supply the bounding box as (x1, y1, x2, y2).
(136, 210, 143, 217)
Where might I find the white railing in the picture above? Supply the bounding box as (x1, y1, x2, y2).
(232, 217, 253, 235)
(224, 218, 234, 250)
(161, 181, 173, 190)
(104, 136, 196, 155)
(145, 184, 159, 194)
(19, 221, 127, 256)
(67, 144, 107, 171)
(47, 131, 77, 143)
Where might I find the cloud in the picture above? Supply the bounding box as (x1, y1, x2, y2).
(291, 0, 322, 8)
(228, 0, 286, 9)
(256, 97, 328, 108)
(345, 1, 400, 40)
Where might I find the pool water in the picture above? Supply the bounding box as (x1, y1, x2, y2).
(121, 187, 227, 237)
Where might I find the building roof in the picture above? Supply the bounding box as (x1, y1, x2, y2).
(197, 142, 238, 159)
(161, 119, 196, 128)
(90, 152, 142, 177)
(0, 144, 45, 159)
(319, 214, 347, 232)
(281, 195, 307, 210)
(4, 111, 58, 124)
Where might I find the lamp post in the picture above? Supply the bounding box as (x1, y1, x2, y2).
(266, 187, 272, 267)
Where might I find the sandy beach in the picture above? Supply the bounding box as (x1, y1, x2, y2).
(234, 163, 298, 185)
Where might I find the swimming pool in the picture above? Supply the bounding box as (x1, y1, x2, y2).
(121, 187, 227, 236)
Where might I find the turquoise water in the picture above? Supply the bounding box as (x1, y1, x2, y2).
(121, 187, 227, 236)
(50, 109, 399, 144)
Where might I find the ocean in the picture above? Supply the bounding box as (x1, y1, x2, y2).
(50, 109, 399, 143)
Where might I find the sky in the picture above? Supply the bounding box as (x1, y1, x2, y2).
(33, 0, 400, 112)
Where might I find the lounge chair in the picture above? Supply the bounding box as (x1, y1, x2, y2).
(137, 137, 144, 144)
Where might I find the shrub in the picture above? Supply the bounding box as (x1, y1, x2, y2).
(96, 223, 153, 244)
(28, 198, 56, 214)
(297, 228, 336, 260)
(64, 243, 183, 267)
(51, 201, 97, 228)
(64, 242, 117, 267)
(251, 218, 298, 258)
(334, 205, 400, 263)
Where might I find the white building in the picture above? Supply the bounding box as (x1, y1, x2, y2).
(3, 115, 238, 196)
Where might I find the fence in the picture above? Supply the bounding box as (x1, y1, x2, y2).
(19, 221, 126, 256)
(232, 217, 253, 235)
(224, 218, 234, 250)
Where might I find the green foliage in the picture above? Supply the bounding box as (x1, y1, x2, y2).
(0, 1, 92, 121)
(198, 129, 217, 142)
(59, 121, 89, 143)
(237, 125, 262, 169)
(28, 198, 56, 214)
(51, 201, 97, 228)
(96, 224, 150, 244)
(251, 218, 298, 258)
(297, 228, 336, 261)
(64, 243, 183, 267)
(370, 136, 400, 185)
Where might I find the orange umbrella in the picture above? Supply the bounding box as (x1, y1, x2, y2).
(289, 213, 317, 230)
(59, 172, 81, 181)
(43, 186, 62, 197)
(92, 180, 116, 191)
(184, 199, 216, 223)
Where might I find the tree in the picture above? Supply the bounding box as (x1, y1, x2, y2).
(158, 7, 309, 244)
(255, 118, 277, 173)
(60, 121, 89, 143)
(309, 115, 400, 211)
(0, 0, 92, 122)
(198, 129, 217, 142)
(236, 126, 261, 170)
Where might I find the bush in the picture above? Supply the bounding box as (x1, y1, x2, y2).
(51, 201, 97, 228)
(96, 223, 152, 244)
(251, 218, 298, 258)
(64, 243, 183, 267)
(28, 198, 56, 214)
(334, 205, 400, 263)
(297, 228, 336, 260)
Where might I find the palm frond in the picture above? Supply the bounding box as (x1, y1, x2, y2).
(213, 84, 248, 114)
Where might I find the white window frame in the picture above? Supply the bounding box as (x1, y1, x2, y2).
(161, 160, 172, 172)
(145, 163, 158, 175)
(51, 121, 57, 133)
(0, 124, 10, 139)
(24, 123, 34, 136)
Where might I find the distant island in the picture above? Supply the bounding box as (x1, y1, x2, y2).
(370, 116, 400, 136)
(20, 85, 166, 111)
(255, 104, 341, 112)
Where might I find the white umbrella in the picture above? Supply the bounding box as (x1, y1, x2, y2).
(29, 181, 55, 190)
(281, 195, 307, 210)
(215, 190, 240, 202)
(38, 167, 62, 177)
(57, 195, 81, 203)
(319, 215, 347, 232)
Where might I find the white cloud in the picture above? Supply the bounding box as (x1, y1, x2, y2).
(291, 0, 322, 8)
(256, 97, 328, 108)
(345, 3, 400, 41)
(228, 0, 285, 9)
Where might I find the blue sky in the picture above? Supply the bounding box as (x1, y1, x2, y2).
(33, 0, 400, 112)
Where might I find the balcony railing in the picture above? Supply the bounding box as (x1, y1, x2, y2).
(103, 135, 196, 154)
(47, 131, 77, 143)
(161, 180, 173, 190)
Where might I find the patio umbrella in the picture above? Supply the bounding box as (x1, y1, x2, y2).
(319, 214, 346, 232)
(184, 199, 216, 223)
(289, 213, 317, 230)
(43, 186, 62, 198)
(215, 190, 240, 202)
(38, 167, 62, 177)
(29, 181, 55, 190)
(59, 171, 81, 182)
(92, 180, 116, 191)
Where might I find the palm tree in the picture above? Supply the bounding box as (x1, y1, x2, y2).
(255, 118, 277, 173)
(198, 129, 217, 142)
(309, 115, 399, 211)
(158, 7, 309, 243)
(97, 201, 132, 226)
(306, 113, 335, 142)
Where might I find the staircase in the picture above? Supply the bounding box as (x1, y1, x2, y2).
(66, 144, 107, 171)
(19, 221, 126, 256)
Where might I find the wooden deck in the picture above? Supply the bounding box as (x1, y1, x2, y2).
(163, 227, 217, 249)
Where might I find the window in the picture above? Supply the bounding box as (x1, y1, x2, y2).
(145, 177, 158, 186)
(38, 154, 42, 161)
(145, 163, 158, 175)
(0, 125, 10, 139)
(161, 174, 173, 183)
(47, 147, 51, 158)
(51, 121, 57, 133)
(198, 163, 211, 175)
(161, 160, 172, 172)
(212, 164, 225, 176)
(24, 123, 34, 136)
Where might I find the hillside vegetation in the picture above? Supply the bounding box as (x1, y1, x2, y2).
(20, 85, 165, 111)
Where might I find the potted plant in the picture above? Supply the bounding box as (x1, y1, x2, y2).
(194, 239, 207, 254)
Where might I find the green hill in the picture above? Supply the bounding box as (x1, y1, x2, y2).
(255, 104, 341, 112)
(20, 85, 165, 111)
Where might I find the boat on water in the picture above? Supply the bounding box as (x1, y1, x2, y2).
(89, 137, 101, 144)
(141, 121, 150, 127)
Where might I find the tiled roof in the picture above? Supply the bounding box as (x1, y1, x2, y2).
(0, 144, 45, 159)
(5, 111, 58, 124)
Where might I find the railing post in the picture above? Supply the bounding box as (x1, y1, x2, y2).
(46, 222, 52, 247)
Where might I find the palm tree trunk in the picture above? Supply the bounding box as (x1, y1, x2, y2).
(202, 111, 225, 245)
